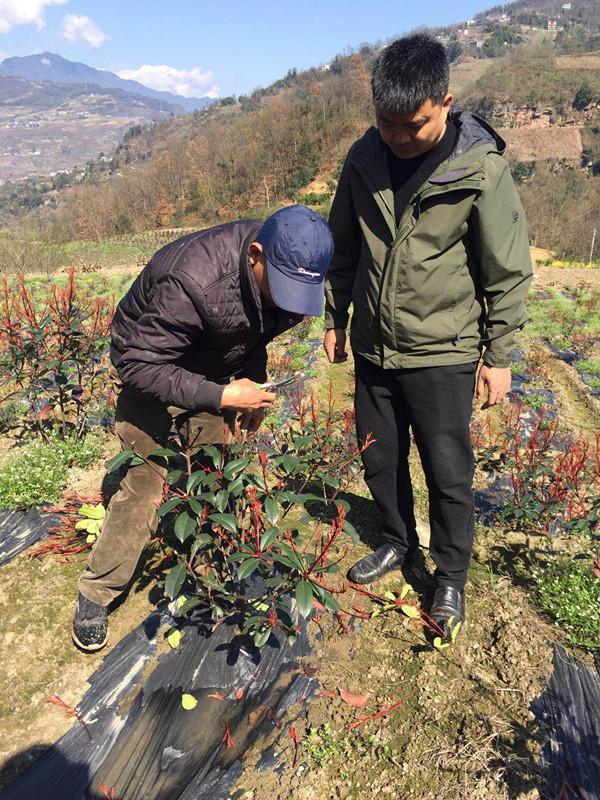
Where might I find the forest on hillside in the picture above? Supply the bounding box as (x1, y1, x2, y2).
(0, 1, 599, 263)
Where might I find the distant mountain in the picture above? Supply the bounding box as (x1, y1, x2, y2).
(0, 52, 212, 113)
(0, 74, 185, 181)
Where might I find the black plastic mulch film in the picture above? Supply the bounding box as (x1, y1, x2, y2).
(531, 645, 600, 800)
(0, 508, 60, 566)
(0, 599, 316, 800)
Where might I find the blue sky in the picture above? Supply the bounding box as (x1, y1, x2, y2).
(0, 0, 496, 98)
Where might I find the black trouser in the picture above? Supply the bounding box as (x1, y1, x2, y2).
(354, 354, 478, 589)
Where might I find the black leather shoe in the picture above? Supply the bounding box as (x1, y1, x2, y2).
(347, 544, 404, 584)
(429, 585, 465, 639)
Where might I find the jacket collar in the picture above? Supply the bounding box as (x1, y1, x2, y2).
(348, 110, 506, 234)
(239, 221, 265, 329)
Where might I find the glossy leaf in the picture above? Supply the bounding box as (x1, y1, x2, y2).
(260, 527, 279, 550)
(264, 496, 281, 526)
(295, 580, 314, 619)
(175, 511, 196, 543)
(237, 558, 260, 580)
(165, 562, 186, 600)
(209, 513, 238, 534)
(157, 497, 183, 518)
(106, 450, 136, 473)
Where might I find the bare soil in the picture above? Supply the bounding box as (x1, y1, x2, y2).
(499, 125, 583, 163)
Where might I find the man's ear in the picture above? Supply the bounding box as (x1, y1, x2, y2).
(248, 242, 264, 265)
(442, 93, 453, 112)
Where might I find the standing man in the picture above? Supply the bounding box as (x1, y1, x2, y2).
(73, 205, 333, 652)
(324, 34, 532, 637)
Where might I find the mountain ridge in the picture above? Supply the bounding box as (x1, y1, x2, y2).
(0, 52, 212, 113)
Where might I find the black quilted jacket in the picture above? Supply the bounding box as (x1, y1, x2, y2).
(110, 220, 302, 413)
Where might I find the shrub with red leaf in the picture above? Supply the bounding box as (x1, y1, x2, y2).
(0, 268, 113, 441)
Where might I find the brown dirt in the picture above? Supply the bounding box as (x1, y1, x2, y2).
(499, 125, 583, 163)
(532, 264, 600, 289)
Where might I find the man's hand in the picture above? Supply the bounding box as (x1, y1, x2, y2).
(324, 328, 348, 363)
(476, 365, 512, 408)
(238, 409, 265, 433)
(220, 378, 275, 412)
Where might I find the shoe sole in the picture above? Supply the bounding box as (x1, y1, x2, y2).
(72, 630, 108, 653)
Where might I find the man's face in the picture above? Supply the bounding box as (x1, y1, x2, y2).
(375, 95, 453, 160)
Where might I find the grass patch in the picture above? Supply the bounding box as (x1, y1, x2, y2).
(0, 433, 103, 509)
(524, 287, 600, 347)
(534, 557, 600, 649)
(578, 359, 600, 375)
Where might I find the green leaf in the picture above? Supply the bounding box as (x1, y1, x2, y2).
(214, 490, 229, 512)
(85, 533, 97, 544)
(321, 474, 340, 489)
(260, 527, 279, 550)
(383, 590, 397, 601)
(188, 497, 205, 516)
(273, 554, 298, 571)
(238, 558, 260, 580)
(175, 511, 197, 543)
(400, 583, 411, 600)
(228, 475, 245, 495)
(223, 457, 251, 481)
(201, 445, 222, 470)
(193, 533, 212, 550)
(148, 447, 178, 458)
(209, 513, 238, 534)
(167, 629, 182, 649)
(157, 497, 183, 518)
(400, 604, 421, 619)
(186, 471, 206, 493)
(264, 496, 281, 526)
(79, 502, 105, 520)
(343, 520, 359, 543)
(278, 542, 305, 571)
(106, 450, 136, 473)
(321, 589, 341, 613)
(165, 562, 187, 600)
(335, 499, 350, 513)
(295, 580, 314, 618)
(433, 637, 449, 650)
(166, 469, 183, 484)
(181, 693, 197, 710)
(253, 627, 272, 647)
(227, 551, 254, 562)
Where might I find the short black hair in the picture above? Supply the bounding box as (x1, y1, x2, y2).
(371, 33, 449, 114)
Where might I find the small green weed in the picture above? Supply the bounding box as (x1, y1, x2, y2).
(578, 359, 600, 376)
(304, 723, 391, 770)
(534, 558, 600, 649)
(520, 392, 550, 409)
(0, 433, 102, 509)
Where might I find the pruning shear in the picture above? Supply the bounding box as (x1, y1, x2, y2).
(256, 374, 300, 391)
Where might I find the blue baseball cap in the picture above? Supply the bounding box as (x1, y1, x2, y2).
(255, 205, 334, 316)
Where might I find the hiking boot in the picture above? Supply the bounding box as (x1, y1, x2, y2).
(429, 585, 465, 640)
(347, 543, 404, 584)
(72, 592, 108, 652)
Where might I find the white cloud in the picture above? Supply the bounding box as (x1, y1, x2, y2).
(117, 64, 219, 99)
(0, 0, 67, 32)
(60, 14, 107, 48)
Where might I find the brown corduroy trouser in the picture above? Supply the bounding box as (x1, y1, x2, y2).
(79, 374, 233, 607)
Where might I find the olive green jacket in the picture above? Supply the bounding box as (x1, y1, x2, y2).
(324, 111, 533, 369)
